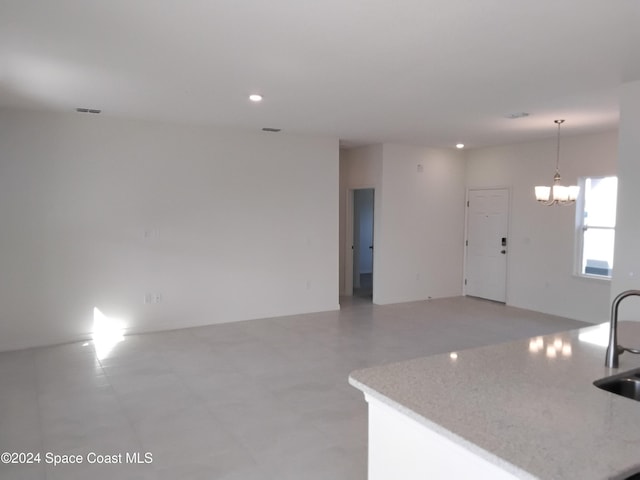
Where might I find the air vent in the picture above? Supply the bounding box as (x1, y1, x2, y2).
(505, 112, 529, 119)
(76, 108, 102, 114)
(262, 127, 281, 132)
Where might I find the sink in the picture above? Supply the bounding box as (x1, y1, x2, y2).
(594, 367, 640, 401)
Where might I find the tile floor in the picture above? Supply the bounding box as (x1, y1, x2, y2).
(0, 296, 586, 480)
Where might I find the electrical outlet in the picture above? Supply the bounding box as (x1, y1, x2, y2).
(143, 228, 159, 240)
(144, 292, 163, 304)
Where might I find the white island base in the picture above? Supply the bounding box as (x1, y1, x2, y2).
(365, 394, 532, 480)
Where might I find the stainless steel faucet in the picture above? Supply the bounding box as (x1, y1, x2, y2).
(605, 290, 640, 368)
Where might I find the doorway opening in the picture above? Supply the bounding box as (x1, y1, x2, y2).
(352, 188, 374, 300)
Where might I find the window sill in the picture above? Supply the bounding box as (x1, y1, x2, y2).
(573, 273, 612, 284)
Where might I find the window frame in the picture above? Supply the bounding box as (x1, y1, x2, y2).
(574, 175, 617, 280)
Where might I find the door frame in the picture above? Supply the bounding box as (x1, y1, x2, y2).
(345, 186, 375, 297)
(463, 186, 511, 302)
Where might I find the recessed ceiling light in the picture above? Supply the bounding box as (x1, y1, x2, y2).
(249, 94, 263, 102)
(506, 112, 530, 119)
(456, 143, 465, 149)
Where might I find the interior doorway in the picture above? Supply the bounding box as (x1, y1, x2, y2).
(352, 188, 374, 299)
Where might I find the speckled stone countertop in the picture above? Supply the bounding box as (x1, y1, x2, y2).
(349, 322, 640, 480)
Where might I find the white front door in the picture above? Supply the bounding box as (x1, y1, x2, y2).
(465, 188, 509, 303)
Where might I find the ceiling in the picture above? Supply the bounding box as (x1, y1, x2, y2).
(1, 0, 639, 149)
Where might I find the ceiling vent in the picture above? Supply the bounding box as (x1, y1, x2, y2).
(76, 108, 102, 114)
(505, 112, 529, 119)
(262, 127, 281, 132)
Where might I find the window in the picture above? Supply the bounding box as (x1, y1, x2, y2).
(576, 176, 617, 278)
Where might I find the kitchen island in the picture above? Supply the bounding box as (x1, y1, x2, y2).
(349, 322, 640, 480)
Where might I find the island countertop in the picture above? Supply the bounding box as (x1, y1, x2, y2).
(349, 321, 640, 480)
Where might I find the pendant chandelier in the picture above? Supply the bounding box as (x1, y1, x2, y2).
(534, 119, 579, 206)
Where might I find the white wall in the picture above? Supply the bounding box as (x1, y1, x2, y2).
(0, 109, 339, 351)
(611, 81, 640, 321)
(374, 144, 466, 304)
(466, 130, 617, 323)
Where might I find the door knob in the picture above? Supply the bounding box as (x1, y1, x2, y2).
(500, 250, 506, 254)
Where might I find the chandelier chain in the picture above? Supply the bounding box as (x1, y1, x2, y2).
(555, 119, 564, 175)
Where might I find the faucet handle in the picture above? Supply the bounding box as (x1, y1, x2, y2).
(622, 346, 640, 355)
